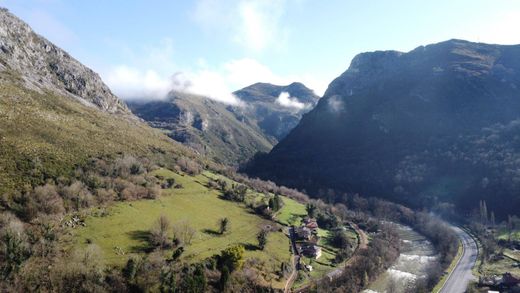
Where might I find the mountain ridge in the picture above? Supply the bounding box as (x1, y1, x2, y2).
(245, 39, 520, 218)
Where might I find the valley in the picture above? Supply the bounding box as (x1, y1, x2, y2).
(1, 2, 519, 293)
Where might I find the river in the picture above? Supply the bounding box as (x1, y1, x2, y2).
(363, 223, 439, 293)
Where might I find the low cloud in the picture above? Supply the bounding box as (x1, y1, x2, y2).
(327, 96, 344, 113)
(193, 0, 288, 52)
(276, 91, 307, 110)
(101, 38, 328, 105)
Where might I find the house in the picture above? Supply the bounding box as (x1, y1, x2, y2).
(479, 273, 520, 289)
(295, 226, 312, 240)
(301, 244, 322, 259)
(303, 217, 319, 230)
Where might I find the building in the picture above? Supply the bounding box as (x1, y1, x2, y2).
(295, 226, 312, 240)
(301, 244, 322, 259)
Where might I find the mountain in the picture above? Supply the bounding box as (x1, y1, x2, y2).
(0, 8, 127, 114)
(231, 82, 319, 141)
(245, 39, 520, 218)
(129, 82, 319, 165)
(127, 91, 273, 165)
(0, 8, 192, 194)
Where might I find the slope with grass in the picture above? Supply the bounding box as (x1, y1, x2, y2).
(73, 169, 290, 288)
(71, 168, 355, 289)
(0, 70, 196, 195)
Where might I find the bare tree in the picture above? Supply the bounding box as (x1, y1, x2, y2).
(150, 215, 171, 249)
(173, 220, 196, 245)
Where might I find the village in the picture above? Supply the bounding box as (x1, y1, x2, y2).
(289, 217, 323, 272)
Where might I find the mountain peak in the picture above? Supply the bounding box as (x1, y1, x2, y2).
(0, 8, 128, 113)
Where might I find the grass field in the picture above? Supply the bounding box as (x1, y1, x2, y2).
(276, 197, 308, 226)
(73, 169, 291, 287)
(481, 256, 520, 277)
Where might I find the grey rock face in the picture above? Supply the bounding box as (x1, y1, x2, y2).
(0, 8, 128, 113)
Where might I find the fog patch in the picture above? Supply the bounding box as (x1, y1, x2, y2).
(276, 91, 308, 110)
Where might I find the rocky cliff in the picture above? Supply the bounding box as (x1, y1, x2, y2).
(0, 8, 127, 113)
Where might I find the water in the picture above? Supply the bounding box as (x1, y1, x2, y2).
(364, 223, 438, 293)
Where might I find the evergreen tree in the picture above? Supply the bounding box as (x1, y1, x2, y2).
(219, 218, 229, 235)
(257, 229, 268, 250)
(219, 266, 229, 290)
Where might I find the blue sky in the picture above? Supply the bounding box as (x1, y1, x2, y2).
(2, 0, 520, 103)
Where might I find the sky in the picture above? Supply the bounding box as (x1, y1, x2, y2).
(2, 0, 520, 103)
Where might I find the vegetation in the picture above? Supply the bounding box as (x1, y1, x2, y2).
(219, 217, 229, 235)
(257, 229, 268, 250)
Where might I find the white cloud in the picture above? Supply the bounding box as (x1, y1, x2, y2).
(105, 66, 173, 99)
(193, 0, 288, 52)
(101, 37, 328, 104)
(276, 91, 307, 110)
(104, 51, 328, 104)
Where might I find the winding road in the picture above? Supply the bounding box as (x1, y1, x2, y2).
(439, 226, 478, 293)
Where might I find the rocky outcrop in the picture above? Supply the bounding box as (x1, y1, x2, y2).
(0, 8, 128, 113)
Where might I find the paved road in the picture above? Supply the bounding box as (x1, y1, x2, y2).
(439, 226, 478, 293)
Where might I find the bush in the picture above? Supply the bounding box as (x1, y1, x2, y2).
(150, 215, 171, 249)
(61, 181, 93, 210)
(33, 184, 64, 215)
(173, 220, 196, 245)
(177, 157, 201, 175)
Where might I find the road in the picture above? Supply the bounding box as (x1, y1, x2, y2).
(439, 226, 478, 293)
(284, 226, 299, 293)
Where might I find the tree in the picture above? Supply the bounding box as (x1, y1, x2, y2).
(1, 227, 29, 278)
(219, 266, 229, 290)
(123, 257, 139, 282)
(306, 203, 317, 218)
(331, 230, 351, 249)
(269, 194, 283, 212)
(172, 220, 196, 245)
(150, 215, 171, 249)
(219, 218, 229, 235)
(257, 229, 268, 250)
(159, 267, 176, 293)
(171, 247, 184, 261)
(220, 245, 244, 272)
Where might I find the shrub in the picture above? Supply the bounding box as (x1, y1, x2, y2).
(150, 215, 171, 249)
(33, 184, 64, 215)
(176, 157, 201, 175)
(173, 220, 196, 245)
(61, 181, 93, 210)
